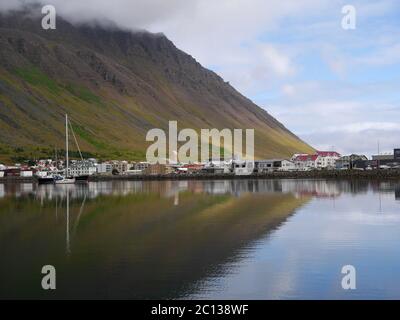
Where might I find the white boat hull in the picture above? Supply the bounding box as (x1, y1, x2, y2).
(55, 178, 75, 184)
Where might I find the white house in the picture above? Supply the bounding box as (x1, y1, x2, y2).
(293, 151, 341, 170)
(204, 159, 233, 174)
(293, 154, 319, 171)
(315, 151, 341, 169)
(256, 159, 296, 172)
(233, 160, 254, 176)
(255, 160, 275, 172)
(277, 159, 296, 172)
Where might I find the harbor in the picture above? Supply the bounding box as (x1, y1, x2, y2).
(2, 132, 400, 184)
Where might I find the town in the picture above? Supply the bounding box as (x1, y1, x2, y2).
(1, 148, 399, 181)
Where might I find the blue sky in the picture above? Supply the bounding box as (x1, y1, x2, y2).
(4, 0, 400, 156)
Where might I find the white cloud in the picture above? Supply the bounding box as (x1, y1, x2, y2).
(261, 44, 295, 77)
(282, 84, 296, 96)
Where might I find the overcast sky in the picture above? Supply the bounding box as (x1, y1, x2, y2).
(2, 0, 400, 156)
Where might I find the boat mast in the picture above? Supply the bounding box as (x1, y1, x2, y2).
(66, 114, 69, 177)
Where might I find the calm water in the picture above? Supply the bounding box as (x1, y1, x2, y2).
(1, 179, 400, 299)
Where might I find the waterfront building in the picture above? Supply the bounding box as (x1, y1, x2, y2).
(68, 160, 97, 177)
(315, 151, 341, 169)
(395, 149, 400, 160)
(96, 163, 113, 174)
(293, 151, 340, 170)
(367, 149, 400, 169)
(204, 159, 233, 174)
(135, 162, 150, 171)
(278, 159, 296, 171)
(255, 159, 296, 173)
(336, 154, 368, 170)
(110, 160, 131, 174)
(233, 160, 254, 176)
(293, 154, 319, 171)
(255, 160, 275, 173)
(372, 154, 394, 161)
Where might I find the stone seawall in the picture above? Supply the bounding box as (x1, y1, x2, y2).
(1, 170, 400, 183)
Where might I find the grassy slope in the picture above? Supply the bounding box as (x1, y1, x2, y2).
(0, 64, 313, 164)
(0, 66, 148, 162)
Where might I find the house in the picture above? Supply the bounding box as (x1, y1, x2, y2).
(204, 159, 233, 174)
(336, 154, 368, 170)
(255, 160, 275, 173)
(293, 151, 341, 170)
(278, 159, 296, 172)
(293, 154, 319, 171)
(110, 160, 131, 174)
(233, 160, 254, 176)
(255, 159, 296, 173)
(315, 151, 341, 169)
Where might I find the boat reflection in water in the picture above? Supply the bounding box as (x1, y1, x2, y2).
(1, 179, 400, 299)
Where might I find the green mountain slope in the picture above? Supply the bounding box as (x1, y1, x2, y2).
(0, 7, 314, 163)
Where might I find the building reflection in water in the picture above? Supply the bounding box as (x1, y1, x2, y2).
(1, 179, 400, 202)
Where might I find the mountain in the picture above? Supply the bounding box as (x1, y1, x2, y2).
(0, 6, 314, 163)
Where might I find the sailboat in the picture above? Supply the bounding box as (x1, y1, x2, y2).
(55, 114, 76, 184)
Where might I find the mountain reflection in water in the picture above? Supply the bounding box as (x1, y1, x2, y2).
(1, 179, 400, 299)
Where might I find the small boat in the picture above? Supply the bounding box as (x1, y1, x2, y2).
(41, 114, 93, 185)
(37, 175, 55, 184)
(52, 114, 77, 185)
(56, 114, 88, 185)
(54, 175, 75, 184)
